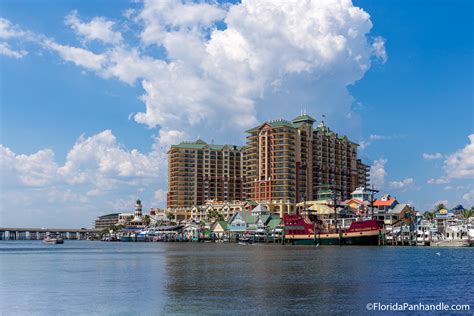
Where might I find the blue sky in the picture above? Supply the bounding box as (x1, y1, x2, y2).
(0, 0, 472, 227)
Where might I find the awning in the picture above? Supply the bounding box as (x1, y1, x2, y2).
(308, 203, 334, 215)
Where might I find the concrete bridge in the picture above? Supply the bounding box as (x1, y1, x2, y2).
(0, 227, 102, 240)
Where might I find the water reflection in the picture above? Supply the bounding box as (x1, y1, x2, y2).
(1, 241, 473, 315)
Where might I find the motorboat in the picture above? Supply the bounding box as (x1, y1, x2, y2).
(43, 234, 64, 244)
(432, 223, 470, 247)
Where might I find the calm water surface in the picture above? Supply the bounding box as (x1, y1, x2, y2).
(0, 241, 473, 315)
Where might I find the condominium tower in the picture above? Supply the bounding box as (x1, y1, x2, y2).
(245, 114, 369, 216)
(167, 139, 246, 209)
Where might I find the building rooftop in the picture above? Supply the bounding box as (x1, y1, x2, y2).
(97, 213, 120, 219)
(291, 114, 316, 124)
(373, 198, 398, 207)
(245, 115, 357, 146)
(387, 203, 411, 214)
(170, 139, 245, 151)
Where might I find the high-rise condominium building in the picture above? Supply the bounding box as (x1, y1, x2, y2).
(245, 114, 369, 216)
(167, 139, 246, 209)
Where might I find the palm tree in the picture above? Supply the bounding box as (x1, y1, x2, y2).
(435, 203, 446, 211)
(461, 209, 474, 221)
(423, 211, 435, 221)
(143, 215, 151, 226)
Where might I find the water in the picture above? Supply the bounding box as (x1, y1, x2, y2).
(0, 241, 473, 315)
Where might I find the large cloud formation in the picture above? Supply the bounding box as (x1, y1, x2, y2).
(1, 0, 386, 142)
(0, 131, 166, 226)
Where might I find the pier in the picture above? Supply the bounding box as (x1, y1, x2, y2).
(0, 227, 102, 240)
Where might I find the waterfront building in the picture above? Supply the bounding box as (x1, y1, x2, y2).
(343, 187, 371, 214)
(210, 221, 228, 238)
(149, 208, 169, 225)
(227, 209, 273, 234)
(373, 194, 398, 215)
(382, 204, 416, 225)
(94, 213, 120, 229)
(245, 114, 370, 217)
(250, 204, 270, 216)
(118, 213, 134, 225)
(350, 187, 372, 202)
(167, 139, 246, 209)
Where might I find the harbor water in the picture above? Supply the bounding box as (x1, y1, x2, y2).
(0, 241, 473, 315)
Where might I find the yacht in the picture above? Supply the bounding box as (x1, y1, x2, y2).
(433, 221, 469, 247)
(416, 220, 432, 246)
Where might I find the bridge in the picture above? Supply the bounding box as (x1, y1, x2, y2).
(0, 227, 102, 240)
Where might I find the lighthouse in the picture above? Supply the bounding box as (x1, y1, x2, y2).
(133, 199, 143, 222)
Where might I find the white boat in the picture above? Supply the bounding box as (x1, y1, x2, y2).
(432, 223, 469, 247)
(467, 221, 474, 247)
(416, 220, 432, 246)
(43, 234, 64, 244)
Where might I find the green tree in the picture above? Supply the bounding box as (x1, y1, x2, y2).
(111, 224, 124, 232)
(461, 209, 473, 220)
(143, 215, 151, 226)
(166, 212, 174, 221)
(423, 211, 435, 221)
(207, 209, 224, 222)
(435, 203, 446, 211)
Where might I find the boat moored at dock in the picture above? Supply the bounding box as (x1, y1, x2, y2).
(283, 214, 382, 246)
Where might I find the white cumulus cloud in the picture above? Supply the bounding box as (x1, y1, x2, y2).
(65, 11, 123, 44)
(2, 0, 386, 146)
(389, 178, 415, 191)
(370, 158, 387, 188)
(158, 130, 187, 148)
(0, 145, 58, 186)
(44, 39, 106, 71)
(444, 134, 474, 179)
(58, 130, 164, 185)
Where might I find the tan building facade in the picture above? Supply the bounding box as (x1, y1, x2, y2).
(166, 114, 370, 219)
(245, 114, 370, 216)
(167, 139, 246, 209)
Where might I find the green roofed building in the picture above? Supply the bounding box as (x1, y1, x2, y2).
(167, 139, 246, 209)
(245, 113, 370, 217)
(166, 113, 370, 219)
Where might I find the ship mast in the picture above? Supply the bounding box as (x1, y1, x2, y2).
(366, 186, 379, 220)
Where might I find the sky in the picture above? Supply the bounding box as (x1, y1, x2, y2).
(0, 0, 472, 228)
